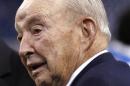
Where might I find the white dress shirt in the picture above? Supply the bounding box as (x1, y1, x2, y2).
(66, 50, 108, 86)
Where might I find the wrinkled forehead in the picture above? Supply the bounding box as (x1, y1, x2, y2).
(16, 0, 65, 21)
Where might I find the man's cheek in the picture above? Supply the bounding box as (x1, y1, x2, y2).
(34, 39, 52, 54)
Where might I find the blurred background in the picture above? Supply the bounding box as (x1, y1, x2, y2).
(0, 0, 130, 64)
(102, 0, 130, 65)
(0, 0, 22, 49)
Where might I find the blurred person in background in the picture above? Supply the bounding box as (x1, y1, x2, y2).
(0, 38, 35, 86)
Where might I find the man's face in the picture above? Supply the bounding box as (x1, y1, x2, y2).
(15, 0, 81, 86)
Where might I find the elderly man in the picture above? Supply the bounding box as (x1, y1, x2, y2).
(15, 0, 130, 86)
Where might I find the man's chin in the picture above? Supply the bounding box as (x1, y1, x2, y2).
(33, 74, 52, 86)
(35, 79, 45, 86)
(35, 79, 52, 86)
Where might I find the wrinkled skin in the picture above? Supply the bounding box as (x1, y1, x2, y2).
(15, 0, 85, 86)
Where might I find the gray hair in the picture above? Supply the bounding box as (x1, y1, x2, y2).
(64, 0, 111, 40)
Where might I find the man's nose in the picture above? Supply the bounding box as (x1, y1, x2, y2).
(19, 35, 34, 59)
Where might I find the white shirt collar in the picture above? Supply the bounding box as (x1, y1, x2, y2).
(66, 50, 108, 86)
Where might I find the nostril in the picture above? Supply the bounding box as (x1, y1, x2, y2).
(19, 51, 34, 64)
(25, 52, 34, 59)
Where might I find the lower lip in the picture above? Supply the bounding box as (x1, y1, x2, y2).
(31, 64, 47, 79)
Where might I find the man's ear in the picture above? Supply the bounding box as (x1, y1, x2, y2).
(80, 17, 97, 50)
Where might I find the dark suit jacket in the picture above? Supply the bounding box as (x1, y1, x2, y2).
(71, 52, 130, 86)
(0, 39, 35, 86)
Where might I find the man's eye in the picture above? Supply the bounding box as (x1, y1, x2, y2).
(31, 25, 42, 35)
(17, 35, 22, 42)
(32, 29, 42, 34)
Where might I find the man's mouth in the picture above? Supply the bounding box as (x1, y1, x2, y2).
(31, 61, 47, 70)
(27, 61, 47, 77)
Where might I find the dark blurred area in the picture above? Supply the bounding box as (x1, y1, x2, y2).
(117, 10, 130, 45)
(102, 0, 130, 39)
(0, 0, 22, 38)
(0, 38, 36, 86)
(0, 0, 22, 49)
